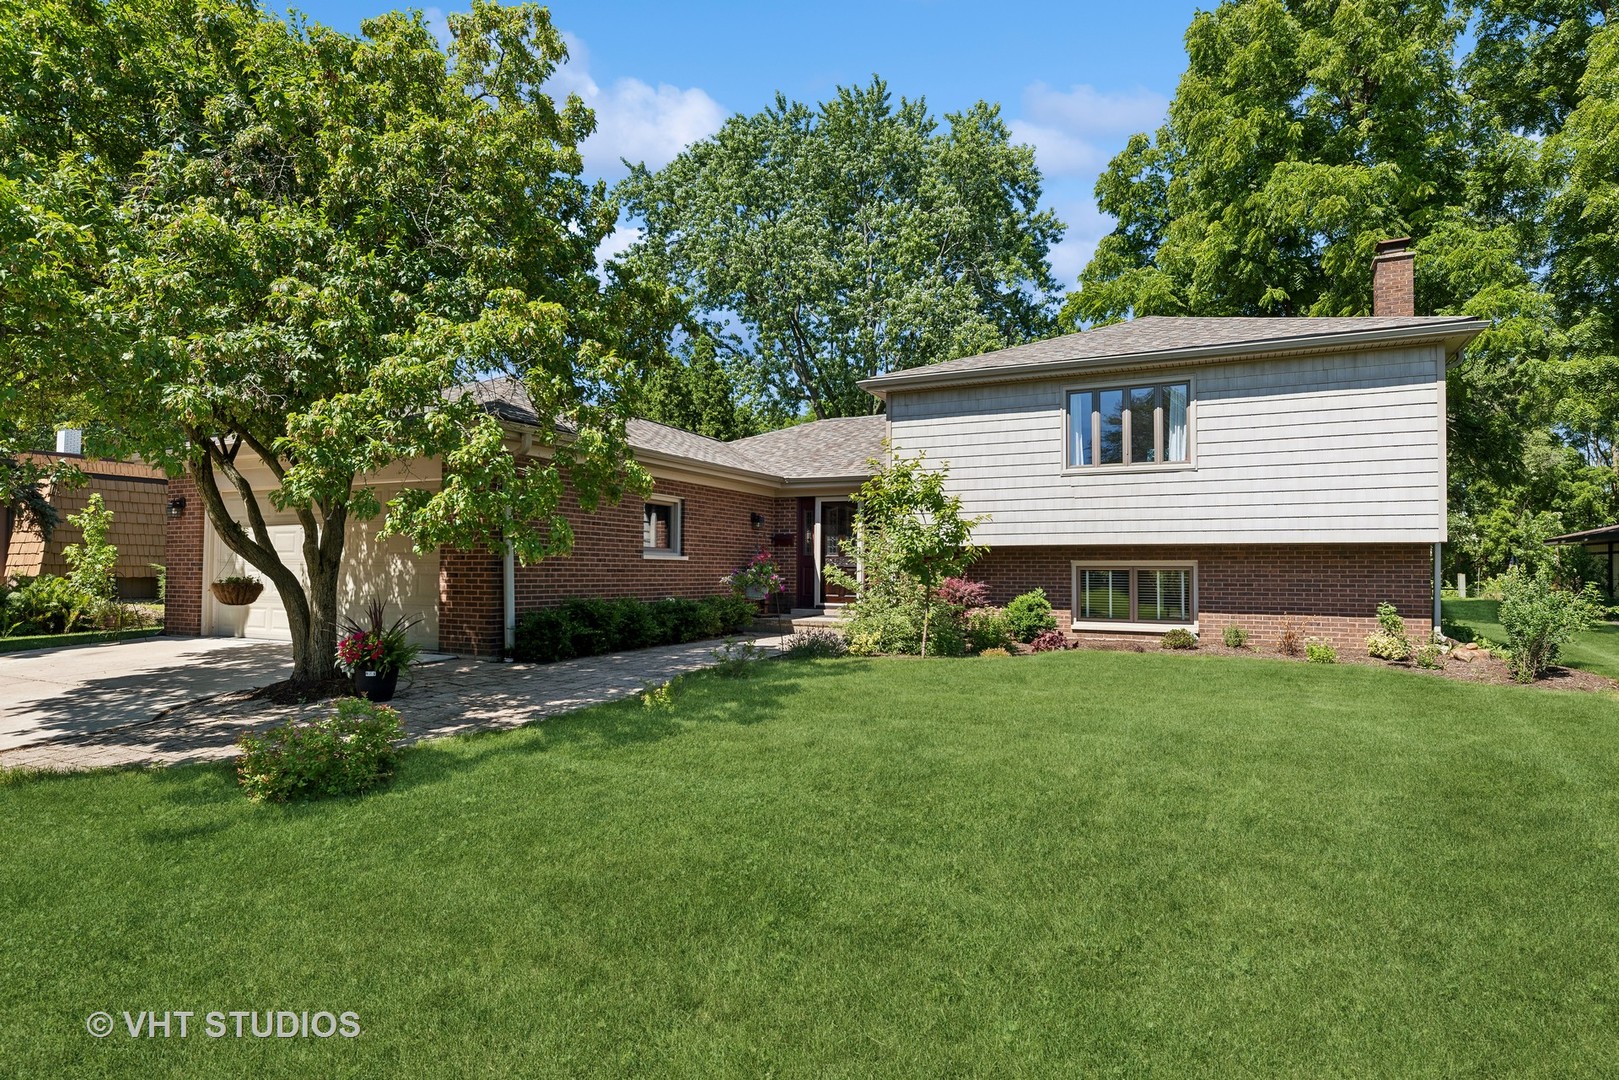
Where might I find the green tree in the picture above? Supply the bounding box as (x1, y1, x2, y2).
(838, 447, 985, 658)
(62, 493, 117, 600)
(635, 339, 768, 440)
(617, 78, 1065, 421)
(3, 0, 650, 687)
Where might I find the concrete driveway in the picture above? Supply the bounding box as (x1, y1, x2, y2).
(0, 637, 292, 752)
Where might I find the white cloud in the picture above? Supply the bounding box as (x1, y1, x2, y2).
(549, 32, 725, 180)
(1010, 82, 1168, 181)
(1046, 197, 1114, 286)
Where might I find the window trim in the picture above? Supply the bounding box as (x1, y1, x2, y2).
(642, 497, 685, 559)
(1062, 376, 1196, 475)
(1070, 560, 1198, 632)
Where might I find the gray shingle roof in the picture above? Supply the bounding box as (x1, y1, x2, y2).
(452, 376, 886, 484)
(861, 315, 1488, 392)
(728, 414, 888, 481)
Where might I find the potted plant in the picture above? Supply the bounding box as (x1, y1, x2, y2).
(723, 552, 788, 606)
(335, 599, 423, 703)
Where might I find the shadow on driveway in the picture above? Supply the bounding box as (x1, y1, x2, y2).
(0, 637, 293, 751)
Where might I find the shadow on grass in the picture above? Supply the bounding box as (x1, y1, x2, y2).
(386, 657, 868, 796)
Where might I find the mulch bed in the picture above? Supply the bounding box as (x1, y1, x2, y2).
(246, 676, 356, 705)
(1016, 638, 1619, 693)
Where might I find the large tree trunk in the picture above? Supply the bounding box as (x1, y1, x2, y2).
(187, 437, 350, 690)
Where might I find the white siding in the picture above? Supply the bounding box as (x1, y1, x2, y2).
(887, 345, 1446, 544)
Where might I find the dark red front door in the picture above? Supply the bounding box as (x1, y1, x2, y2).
(820, 501, 857, 604)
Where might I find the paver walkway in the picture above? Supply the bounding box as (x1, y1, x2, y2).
(0, 635, 783, 772)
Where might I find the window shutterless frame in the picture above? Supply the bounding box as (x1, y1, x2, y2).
(642, 497, 686, 560)
(1070, 560, 1198, 633)
(1062, 376, 1195, 473)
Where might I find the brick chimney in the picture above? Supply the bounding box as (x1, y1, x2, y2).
(1372, 237, 1414, 316)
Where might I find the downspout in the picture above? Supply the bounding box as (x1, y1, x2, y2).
(1432, 542, 1443, 638)
(503, 539, 516, 661)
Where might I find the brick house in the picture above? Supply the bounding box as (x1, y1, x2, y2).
(2, 448, 169, 600)
(164, 244, 1484, 653)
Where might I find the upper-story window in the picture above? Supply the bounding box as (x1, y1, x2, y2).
(1067, 381, 1190, 468)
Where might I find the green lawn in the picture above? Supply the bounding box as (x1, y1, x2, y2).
(6, 651, 1619, 1077)
(1444, 597, 1619, 680)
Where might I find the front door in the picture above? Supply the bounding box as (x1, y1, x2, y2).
(820, 500, 857, 605)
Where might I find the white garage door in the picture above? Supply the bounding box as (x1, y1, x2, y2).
(204, 502, 439, 649)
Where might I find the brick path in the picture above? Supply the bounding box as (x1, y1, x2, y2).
(0, 635, 784, 773)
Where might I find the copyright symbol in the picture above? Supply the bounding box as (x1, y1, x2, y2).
(85, 1012, 114, 1038)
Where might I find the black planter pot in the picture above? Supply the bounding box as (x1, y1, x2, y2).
(353, 667, 400, 703)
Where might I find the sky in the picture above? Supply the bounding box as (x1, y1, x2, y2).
(286, 0, 1204, 289)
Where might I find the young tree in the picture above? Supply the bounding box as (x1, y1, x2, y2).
(617, 79, 1066, 421)
(3, 0, 651, 687)
(843, 447, 985, 658)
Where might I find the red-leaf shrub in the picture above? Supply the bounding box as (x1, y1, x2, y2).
(936, 577, 990, 608)
(1030, 629, 1071, 652)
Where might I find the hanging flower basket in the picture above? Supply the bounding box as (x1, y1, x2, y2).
(211, 576, 264, 606)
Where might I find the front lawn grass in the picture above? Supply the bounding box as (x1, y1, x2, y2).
(5, 650, 1619, 1076)
(1444, 596, 1619, 680)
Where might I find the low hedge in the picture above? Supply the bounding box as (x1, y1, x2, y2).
(0, 627, 162, 654)
(513, 595, 758, 663)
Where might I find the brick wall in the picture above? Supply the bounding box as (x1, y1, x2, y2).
(164, 476, 204, 636)
(970, 543, 1435, 651)
(438, 473, 788, 656)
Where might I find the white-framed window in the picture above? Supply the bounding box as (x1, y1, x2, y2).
(1071, 560, 1197, 631)
(1066, 380, 1190, 468)
(643, 498, 683, 558)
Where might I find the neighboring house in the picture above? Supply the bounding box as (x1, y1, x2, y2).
(164, 243, 1484, 653)
(2, 442, 169, 600)
(1549, 525, 1619, 598)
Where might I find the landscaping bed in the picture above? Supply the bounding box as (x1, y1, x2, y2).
(0, 626, 162, 655)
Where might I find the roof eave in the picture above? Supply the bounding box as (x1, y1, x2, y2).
(859, 320, 1491, 398)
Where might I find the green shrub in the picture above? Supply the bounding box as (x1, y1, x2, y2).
(62, 494, 118, 600)
(1004, 588, 1058, 642)
(1160, 628, 1197, 650)
(1366, 601, 1412, 661)
(514, 594, 757, 663)
(1414, 642, 1443, 669)
(1, 574, 98, 637)
(235, 698, 404, 803)
(1222, 625, 1249, 648)
(709, 638, 772, 676)
(782, 629, 848, 659)
(1497, 565, 1605, 682)
(1305, 641, 1338, 664)
(965, 607, 1017, 653)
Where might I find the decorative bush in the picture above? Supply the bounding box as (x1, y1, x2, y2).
(1414, 642, 1443, 669)
(781, 629, 849, 659)
(936, 577, 990, 609)
(965, 607, 1017, 653)
(1365, 601, 1412, 661)
(1029, 629, 1071, 652)
(978, 647, 1012, 657)
(235, 699, 404, 803)
(1497, 565, 1605, 682)
(1160, 628, 1197, 650)
(1305, 640, 1338, 664)
(1222, 625, 1249, 649)
(513, 594, 757, 663)
(0, 574, 98, 636)
(709, 638, 772, 677)
(1276, 616, 1304, 657)
(1004, 588, 1059, 642)
(62, 494, 118, 600)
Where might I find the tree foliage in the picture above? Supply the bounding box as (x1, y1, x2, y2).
(618, 78, 1065, 422)
(2, 0, 651, 684)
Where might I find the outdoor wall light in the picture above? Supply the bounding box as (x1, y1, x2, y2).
(750, 512, 765, 529)
(167, 496, 187, 518)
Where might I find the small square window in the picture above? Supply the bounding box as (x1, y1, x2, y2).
(643, 500, 681, 555)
